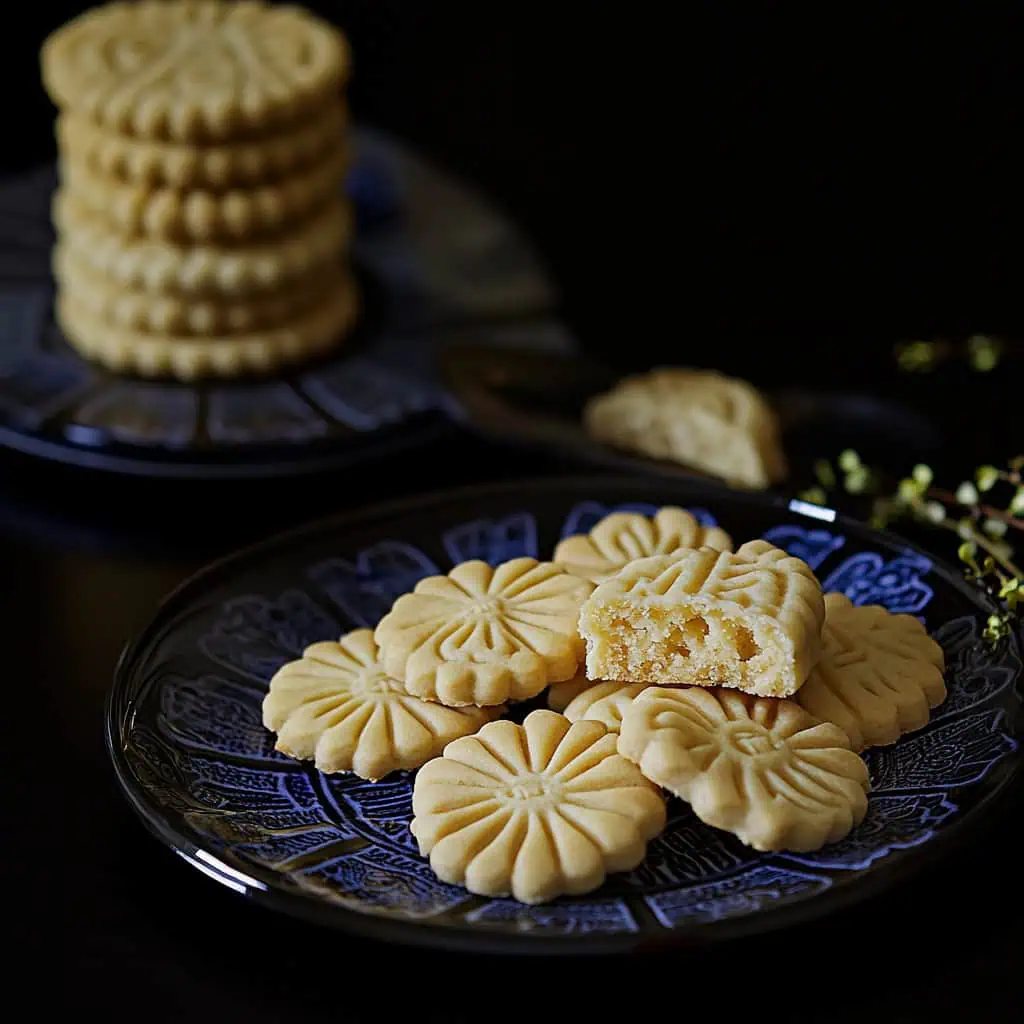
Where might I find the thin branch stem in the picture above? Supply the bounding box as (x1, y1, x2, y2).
(925, 487, 1024, 532)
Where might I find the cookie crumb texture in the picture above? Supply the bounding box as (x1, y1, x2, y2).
(42, 0, 351, 142)
(580, 541, 825, 698)
(411, 711, 666, 904)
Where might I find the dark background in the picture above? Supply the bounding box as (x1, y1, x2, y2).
(4, 4, 1022, 1021)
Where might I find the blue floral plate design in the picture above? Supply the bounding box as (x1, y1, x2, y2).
(107, 477, 1023, 953)
(0, 128, 572, 478)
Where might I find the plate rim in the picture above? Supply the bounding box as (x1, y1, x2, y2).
(105, 473, 1023, 954)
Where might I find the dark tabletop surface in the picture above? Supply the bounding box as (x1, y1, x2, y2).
(6, 4, 1024, 1021)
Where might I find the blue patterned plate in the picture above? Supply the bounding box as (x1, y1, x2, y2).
(106, 477, 1023, 953)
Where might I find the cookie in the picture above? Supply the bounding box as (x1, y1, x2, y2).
(579, 540, 825, 698)
(795, 593, 947, 751)
(56, 276, 358, 380)
(57, 101, 348, 189)
(374, 558, 594, 708)
(583, 368, 788, 489)
(53, 190, 352, 295)
(619, 687, 869, 852)
(42, 0, 350, 142)
(563, 682, 650, 734)
(411, 710, 666, 904)
(62, 142, 349, 241)
(263, 629, 501, 780)
(553, 506, 733, 584)
(54, 243, 333, 334)
(546, 667, 601, 712)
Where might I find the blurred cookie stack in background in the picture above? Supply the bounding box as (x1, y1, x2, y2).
(41, 0, 358, 381)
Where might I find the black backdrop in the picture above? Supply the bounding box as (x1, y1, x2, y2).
(9, 3, 1024, 374)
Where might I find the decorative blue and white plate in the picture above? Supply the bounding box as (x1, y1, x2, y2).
(0, 128, 571, 478)
(107, 477, 1023, 953)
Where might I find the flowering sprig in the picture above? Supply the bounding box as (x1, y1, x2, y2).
(800, 453, 1023, 643)
(894, 334, 1005, 373)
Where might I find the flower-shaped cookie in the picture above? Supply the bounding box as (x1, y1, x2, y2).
(262, 629, 499, 779)
(553, 506, 733, 584)
(411, 710, 666, 904)
(583, 368, 788, 489)
(563, 682, 650, 734)
(547, 666, 601, 712)
(619, 687, 869, 851)
(375, 558, 594, 707)
(796, 593, 947, 751)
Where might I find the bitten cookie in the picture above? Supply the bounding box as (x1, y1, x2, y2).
(563, 682, 650, 735)
(374, 558, 594, 707)
(583, 368, 788, 489)
(619, 687, 870, 852)
(795, 593, 947, 751)
(553, 506, 733, 584)
(579, 540, 825, 698)
(42, 0, 350, 141)
(262, 629, 500, 780)
(411, 710, 666, 904)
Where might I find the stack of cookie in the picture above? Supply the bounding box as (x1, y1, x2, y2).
(42, 0, 358, 381)
(258, 506, 950, 905)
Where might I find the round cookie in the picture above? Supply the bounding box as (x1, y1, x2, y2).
(563, 682, 650, 734)
(553, 506, 733, 584)
(54, 243, 335, 334)
(62, 143, 349, 242)
(263, 629, 500, 780)
(583, 368, 788, 489)
(795, 593, 947, 751)
(374, 558, 594, 708)
(53, 190, 352, 295)
(411, 710, 666, 904)
(56, 278, 358, 381)
(57, 102, 348, 189)
(546, 667, 601, 712)
(619, 687, 870, 852)
(42, 0, 350, 142)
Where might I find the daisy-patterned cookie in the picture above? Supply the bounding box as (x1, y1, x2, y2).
(795, 593, 947, 751)
(411, 710, 666, 904)
(374, 558, 594, 708)
(262, 629, 500, 780)
(553, 506, 733, 584)
(619, 687, 869, 852)
(563, 682, 650, 734)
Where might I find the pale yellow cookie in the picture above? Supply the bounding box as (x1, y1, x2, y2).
(411, 710, 666, 904)
(62, 143, 349, 242)
(553, 506, 733, 584)
(546, 666, 601, 712)
(579, 540, 825, 698)
(374, 558, 594, 708)
(583, 368, 788, 489)
(54, 243, 334, 334)
(263, 629, 501, 780)
(53, 190, 352, 295)
(563, 682, 650, 734)
(42, 0, 350, 141)
(57, 101, 348, 189)
(619, 687, 869, 852)
(56, 276, 358, 380)
(795, 593, 947, 751)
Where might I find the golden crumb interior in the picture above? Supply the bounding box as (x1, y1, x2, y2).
(580, 597, 796, 698)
